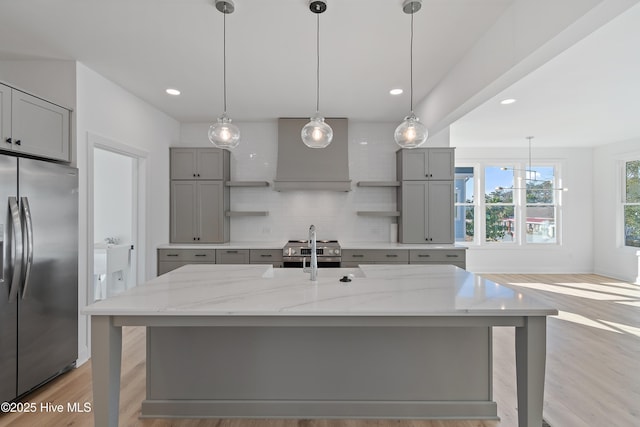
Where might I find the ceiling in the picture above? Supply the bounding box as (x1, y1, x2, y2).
(0, 0, 638, 149)
(0, 0, 512, 122)
(451, 1, 640, 148)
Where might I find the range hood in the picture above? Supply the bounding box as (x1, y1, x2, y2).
(274, 118, 351, 191)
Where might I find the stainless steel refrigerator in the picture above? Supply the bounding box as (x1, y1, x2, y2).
(0, 153, 78, 402)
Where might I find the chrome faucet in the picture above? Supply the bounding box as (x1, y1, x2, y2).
(303, 224, 318, 281)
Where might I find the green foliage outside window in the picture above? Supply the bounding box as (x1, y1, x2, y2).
(625, 160, 640, 247)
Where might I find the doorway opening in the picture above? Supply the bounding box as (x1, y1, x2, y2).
(88, 133, 147, 302)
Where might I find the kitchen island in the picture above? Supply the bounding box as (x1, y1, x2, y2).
(83, 264, 556, 427)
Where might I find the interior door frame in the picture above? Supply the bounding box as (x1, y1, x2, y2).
(87, 132, 148, 302)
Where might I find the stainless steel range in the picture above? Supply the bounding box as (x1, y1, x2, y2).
(282, 239, 341, 268)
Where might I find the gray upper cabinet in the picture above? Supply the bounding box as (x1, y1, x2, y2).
(0, 84, 10, 148)
(170, 148, 230, 243)
(170, 148, 230, 180)
(1, 83, 70, 162)
(397, 148, 454, 180)
(398, 181, 454, 244)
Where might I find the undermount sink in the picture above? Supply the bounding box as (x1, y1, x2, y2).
(262, 266, 365, 279)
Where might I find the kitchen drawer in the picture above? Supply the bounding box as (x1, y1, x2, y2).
(409, 249, 465, 263)
(158, 249, 216, 262)
(216, 249, 250, 264)
(250, 249, 283, 264)
(341, 249, 409, 263)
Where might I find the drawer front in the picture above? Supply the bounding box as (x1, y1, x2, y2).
(158, 249, 216, 262)
(409, 249, 466, 263)
(216, 249, 250, 264)
(341, 249, 409, 263)
(250, 249, 283, 263)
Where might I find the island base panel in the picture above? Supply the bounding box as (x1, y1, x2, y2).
(144, 326, 496, 419)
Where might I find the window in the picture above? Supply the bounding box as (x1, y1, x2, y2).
(454, 167, 474, 242)
(454, 161, 563, 247)
(484, 166, 515, 243)
(526, 166, 558, 244)
(624, 160, 640, 247)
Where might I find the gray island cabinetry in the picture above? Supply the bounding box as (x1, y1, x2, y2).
(84, 264, 556, 427)
(169, 148, 230, 243)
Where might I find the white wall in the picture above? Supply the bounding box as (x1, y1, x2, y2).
(76, 62, 180, 363)
(180, 121, 401, 242)
(93, 148, 133, 245)
(593, 138, 640, 282)
(0, 59, 76, 109)
(456, 146, 594, 274)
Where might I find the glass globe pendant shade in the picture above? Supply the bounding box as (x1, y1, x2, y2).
(208, 113, 240, 148)
(394, 113, 428, 149)
(301, 115, 333, 148)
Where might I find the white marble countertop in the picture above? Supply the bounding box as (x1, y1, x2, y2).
(83, 264, 555, 317)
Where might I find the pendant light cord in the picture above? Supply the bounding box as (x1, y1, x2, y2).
(223, 6, 227, 114)
(410, 9, 414, 113)
(316, 13, 320, 114)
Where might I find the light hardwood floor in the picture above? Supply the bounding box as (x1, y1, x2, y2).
(1, 274, 638, 427)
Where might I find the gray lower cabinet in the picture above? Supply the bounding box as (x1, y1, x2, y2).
(216, 249, 250, 264)
(1, 83, 70, 162)
(341, 249, 409, 268)
(342, 248, 465, 269)
(409, 249, 466, 269)
(250, 249, 283, 267)
(398, 181, 454, 244)
(170, 180, 229, 243)
(157, 248, 283, 275)
(157, 249, 216, 275)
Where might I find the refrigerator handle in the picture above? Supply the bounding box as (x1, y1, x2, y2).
(6, 197, 23, 303)
(20, 197, 34, 299)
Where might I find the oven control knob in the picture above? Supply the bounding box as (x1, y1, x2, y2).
(333, 249, 340, 255)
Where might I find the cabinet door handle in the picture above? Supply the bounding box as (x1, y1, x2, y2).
(446, 254, 458, 258)
(260, 254, 272, 257)
(5, 138, 11, 144)
(352, 254, 364, 258)
(195, 254, 207, 257)
(418, 254, 431, 258)
(386, 254, 398, 257)
(226, 250, 238, 254)
(14, 139, 21, 146)
(166, 254, 179, 257)
(193, 173, 197, 177)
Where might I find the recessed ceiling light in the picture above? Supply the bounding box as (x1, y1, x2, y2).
(166, 88, 181, 96)
(390, 89, 403, 95)
(359, 141, 369, 145)
(500, 98, 516, 105)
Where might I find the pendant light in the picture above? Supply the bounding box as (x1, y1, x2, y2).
(394, 0, 428, 149)
(496, 137, 568, 192)
(301, 0, 333, 149)
(208, 0, 240, 148)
